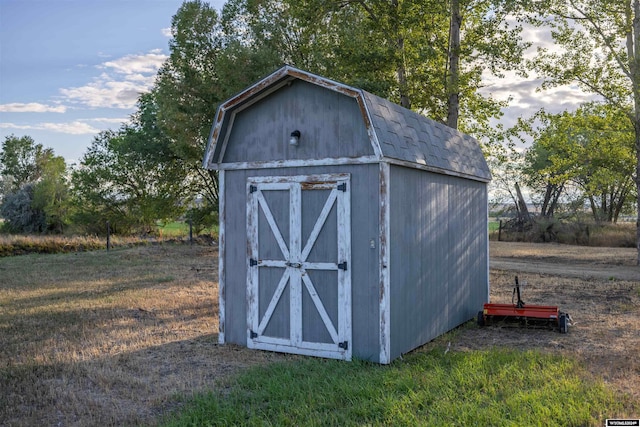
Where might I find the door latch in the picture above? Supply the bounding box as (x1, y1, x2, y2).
(286, 261, 302, 268)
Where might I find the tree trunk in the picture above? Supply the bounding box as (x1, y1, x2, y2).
(549, 183, 563, 217)
(446, 0, 461, 129)
(541, 182, 562, 218)
(540, 184, 552, 217)
(635, 122, 640, 264)
(396, 38, 411, 109)
(515, 182, 531, 224)
(632, 0, 640, 264)
(389, 0, 410, 110)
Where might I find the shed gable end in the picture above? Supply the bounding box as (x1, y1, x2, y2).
(219, 80, 374, 165)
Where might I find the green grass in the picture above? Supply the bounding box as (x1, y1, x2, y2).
(158, 221, 218, 237)
(162, 347, 629, 426)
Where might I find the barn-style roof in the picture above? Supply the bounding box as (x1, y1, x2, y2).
(203, 65, 491, 183)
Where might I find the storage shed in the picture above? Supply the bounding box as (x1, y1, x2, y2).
(203, 65, 491, 364)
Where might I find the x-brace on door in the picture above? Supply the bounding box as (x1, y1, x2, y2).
(246, 174, 351, 360)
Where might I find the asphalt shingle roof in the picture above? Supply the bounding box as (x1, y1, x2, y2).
(362, 91, 491, 182)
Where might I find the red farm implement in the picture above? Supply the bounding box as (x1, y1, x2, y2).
(478, 276, 570, 333)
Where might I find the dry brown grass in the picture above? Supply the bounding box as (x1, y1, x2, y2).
(2, 241, 639, 425)
(468, 270, 640, 401)
(491, 220, 636, 248)
(0, 244, 289, 426)
(490, 240, 637, 266)
(0, 234, 216, 257)
(467, 242, 640, 402)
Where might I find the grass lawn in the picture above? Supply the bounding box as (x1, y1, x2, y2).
(161, 345, 627, 426)
(1, 243, 637, 426)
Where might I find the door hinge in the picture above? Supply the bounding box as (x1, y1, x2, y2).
(249, 184, 257, 193)
(338, 261, 348, 271)
(250, 330, 258, 339)
(249, 258, 258, 267)
(338, 341, 348, 350)
(337, 183, 347, 192)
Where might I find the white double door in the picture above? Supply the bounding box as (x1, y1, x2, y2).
(246, 174, 352, 360)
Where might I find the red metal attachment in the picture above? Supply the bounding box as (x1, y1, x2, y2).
(478, 276, 569, 333)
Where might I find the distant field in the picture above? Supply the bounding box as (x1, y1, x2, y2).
(0, 224, 219, 257)
(158, 221, 218, 237)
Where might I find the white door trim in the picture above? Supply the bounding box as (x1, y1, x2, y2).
(246, 174, 352, 360)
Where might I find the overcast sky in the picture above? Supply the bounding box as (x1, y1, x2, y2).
(0, 0, 598, 164)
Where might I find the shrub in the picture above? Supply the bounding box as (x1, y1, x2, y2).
(491, 217, 636, 247)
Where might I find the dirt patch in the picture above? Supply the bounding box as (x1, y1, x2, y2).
(490, 241, 640, 281)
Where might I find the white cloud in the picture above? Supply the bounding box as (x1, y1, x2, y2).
(0, 121, 100, 135)
(100, 49, 167, 75)
(59, 50, 168, 109)
(477, 20, 607, 139)
(87, 117, 128, 125)
(41, 122, 100, 134)
(161, 27, 172, 38)
(60, 77, 147, 109)
(0, 102, 67, 113)
(0, 122, 32, 130)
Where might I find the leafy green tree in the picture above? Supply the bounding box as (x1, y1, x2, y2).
(155, 0, 281, 209)
(71, 95, 189, 234)
(521, 105, 635, 223)
(221, 0, 528, 157)
(526, 0, 640, 260)
(0, 184, 46, 233)
(0, 135, 70, 233)
(0, 135, 49, 196)
(32, 152, 71, 233)
(523, 142, 567, 219)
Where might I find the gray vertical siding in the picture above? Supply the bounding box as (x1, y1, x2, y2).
(207, 66, 491, 364)
(223, 164, 382, 362)
(388, 165, 488, 360)
(222, 80, 374, 164)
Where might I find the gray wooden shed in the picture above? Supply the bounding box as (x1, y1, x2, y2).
(203, 65, 491, 364)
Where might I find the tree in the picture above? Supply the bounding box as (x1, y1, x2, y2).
(526, 0, 640, 261)
(0, 184, 46, 233)
(32, 152, 71, 233)
(221, 0, 529, 157)
(523, 142, 567, 219)
(154, 0, 281, 210)
(71, 95, 189, 234)
(0, 135, 48, 196)
(521, 105, 635, 223)
(0, 135, 70, 233)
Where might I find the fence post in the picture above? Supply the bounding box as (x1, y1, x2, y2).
(498, 219, 502, 242)
(106, 220, 111, 251)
